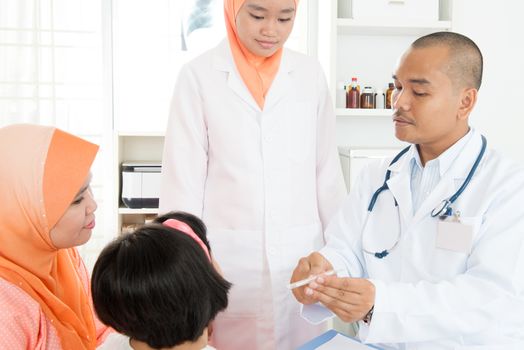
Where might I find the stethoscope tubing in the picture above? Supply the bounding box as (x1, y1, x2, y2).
(363, 135, 487, 259)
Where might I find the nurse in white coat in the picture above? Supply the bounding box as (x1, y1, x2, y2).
(291, 32, 524, 349)
(159, 0, 345, 349)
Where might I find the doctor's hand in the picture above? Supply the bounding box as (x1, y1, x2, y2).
(290, 252, 333, 305)
(306, 276, 375, 323)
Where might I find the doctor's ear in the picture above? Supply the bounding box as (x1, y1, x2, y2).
(457, 87, 478, 121)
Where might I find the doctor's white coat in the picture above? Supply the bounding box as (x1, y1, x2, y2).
(321, 130, 524, 349)
(160, 40, 346, 349)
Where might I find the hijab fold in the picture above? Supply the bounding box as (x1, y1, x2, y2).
(224, 0, 298, 109)
(0, 124, 99, 349)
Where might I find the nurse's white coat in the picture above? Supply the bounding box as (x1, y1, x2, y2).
(160, 40, 346, 349)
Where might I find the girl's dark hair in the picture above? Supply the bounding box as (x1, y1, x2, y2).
(153, 211, 211, 252)
(91, 212, 231, 348)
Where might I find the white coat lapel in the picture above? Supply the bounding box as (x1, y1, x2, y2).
(227, 72, 261, 111)
(263, 50, 294, 112)
(386, 146, 415, 225)
(212, 40, 261, 112)
(411, 131, 484, 225)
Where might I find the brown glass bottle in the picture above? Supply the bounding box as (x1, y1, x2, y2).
(347, 78, 360, 108)
(386, 82, 394, 109)
(360, 86, 374, 109)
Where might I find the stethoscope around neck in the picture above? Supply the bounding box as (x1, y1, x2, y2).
(362, 135, 487, 259)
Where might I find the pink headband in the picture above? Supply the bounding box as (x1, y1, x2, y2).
(162, 219, 211, 261)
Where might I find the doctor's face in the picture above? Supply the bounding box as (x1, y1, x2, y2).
(392, 46, 470, 157)
(235, 0, 296, 57)
(50, 173, 97, 249)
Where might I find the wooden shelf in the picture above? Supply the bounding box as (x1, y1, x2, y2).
(337, 19, 452, 36)
(336, 108, 393, 117)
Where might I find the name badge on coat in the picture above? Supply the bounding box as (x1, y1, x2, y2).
(436, 219, 474, 254)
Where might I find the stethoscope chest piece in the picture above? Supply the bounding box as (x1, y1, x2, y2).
(431, 199, 452, 218)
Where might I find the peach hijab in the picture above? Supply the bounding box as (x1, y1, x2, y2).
(0, 124, 99, 349)
(224, 0, 298, 109)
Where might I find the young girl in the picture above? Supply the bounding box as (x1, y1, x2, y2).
(91, 212, 231, 350)
(159, 0, 346, 348)
(0, 124, 111, 349)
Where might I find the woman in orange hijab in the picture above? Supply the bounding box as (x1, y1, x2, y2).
(160, 1, 346, 348)
(0, 124, 112, 349)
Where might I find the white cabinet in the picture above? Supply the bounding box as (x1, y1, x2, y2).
(114, 132, 164, 233)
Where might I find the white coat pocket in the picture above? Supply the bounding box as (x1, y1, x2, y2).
(431, 215, 483, 279)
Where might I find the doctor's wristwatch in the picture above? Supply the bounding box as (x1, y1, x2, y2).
(362, 305, 374, 324)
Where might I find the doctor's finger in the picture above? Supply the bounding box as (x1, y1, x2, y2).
(322, 276, 375, 295)
(307, 286, 359, 310)
(324, 301, 354, 319)
(312, 284, 362, 307)
(314, 289, 371, 323)
(327, 305, 361, 324)
(290, 259, 317, 304)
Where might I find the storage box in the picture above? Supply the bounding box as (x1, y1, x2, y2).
(121, 161, 161, 209)
(352, 0, 439, 22)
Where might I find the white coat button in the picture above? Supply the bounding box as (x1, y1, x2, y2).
(268, 247, 277, 255)
(264, 135, 271, 143)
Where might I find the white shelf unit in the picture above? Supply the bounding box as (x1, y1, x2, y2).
(318, 1, 453, 120)
(114, 132, 165, 233)
(316, 0, 453, 147)
(336, 108, 393, 117)
(337, 18, 452, 36)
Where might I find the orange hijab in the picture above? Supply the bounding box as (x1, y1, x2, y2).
(0, 124, 99, 349)
(224, 0, 298, 109)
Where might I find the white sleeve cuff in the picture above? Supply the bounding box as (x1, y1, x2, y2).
(300, 303, 336, 325)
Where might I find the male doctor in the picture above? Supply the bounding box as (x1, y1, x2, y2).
(291, 31, 524, 349)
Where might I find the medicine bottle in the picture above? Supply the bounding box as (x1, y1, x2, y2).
(351, 77, 360, 93)
(375, 89, 385, 109)
(386, 82, 394, 109)
(347, 78, 360, 108)
(360, 86, 374, 109)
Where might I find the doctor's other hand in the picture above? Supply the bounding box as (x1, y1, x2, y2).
(308, 276, 375, 323)
(290, 252, 333, 305)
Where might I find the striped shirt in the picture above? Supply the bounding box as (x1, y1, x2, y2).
(410, 130, 473, 214)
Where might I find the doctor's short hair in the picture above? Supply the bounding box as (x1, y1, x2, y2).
(411, 31, 483, 90)
(91, 213, 231, 349)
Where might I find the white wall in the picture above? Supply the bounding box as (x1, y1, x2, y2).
(452, 0, 524, 163)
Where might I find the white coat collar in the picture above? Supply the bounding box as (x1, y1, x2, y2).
(211, 39, 296, 112)
(386, 128, 485, 225)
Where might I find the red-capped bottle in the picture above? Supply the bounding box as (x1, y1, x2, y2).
(347, 77, 360, 109)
